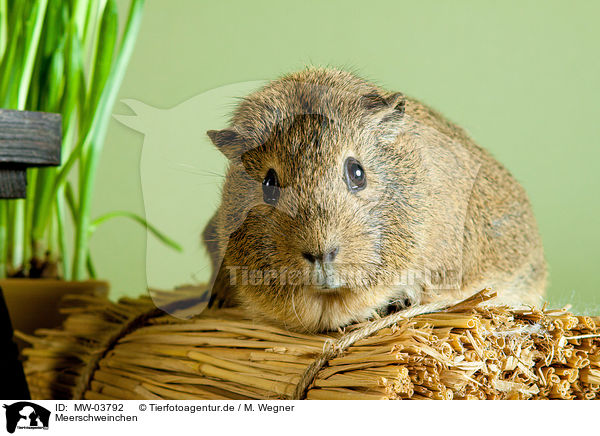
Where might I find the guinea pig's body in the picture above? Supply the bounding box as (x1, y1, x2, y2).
(203, 68, 546, 332)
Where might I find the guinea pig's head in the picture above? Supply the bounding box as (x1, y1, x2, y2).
(207, 69, 427, 332)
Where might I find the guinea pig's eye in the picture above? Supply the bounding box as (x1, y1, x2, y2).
(262, 168, 280, 205)
(344, 157, 366, 192)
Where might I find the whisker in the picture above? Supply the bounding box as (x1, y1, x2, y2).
(170, 163, 226, 179)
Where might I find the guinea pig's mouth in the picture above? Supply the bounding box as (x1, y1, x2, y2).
(307, 284, 346, 294)
(305, 276, 352, 294)
(307, 273, 345, 293)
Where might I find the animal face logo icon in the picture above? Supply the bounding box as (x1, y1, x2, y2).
(3, 402, 50, 433)
(114, 80, 266, 317)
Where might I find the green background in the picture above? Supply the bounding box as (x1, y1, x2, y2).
(94, 0, 599, 313)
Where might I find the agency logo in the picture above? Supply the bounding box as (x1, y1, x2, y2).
(3, 402, 50, 434)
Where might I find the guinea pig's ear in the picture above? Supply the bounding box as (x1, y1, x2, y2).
(206, 128, 245, 159)
(360, 92, 406, 141)
(360, 91, 406, 117)
(385, 92, 406, 116)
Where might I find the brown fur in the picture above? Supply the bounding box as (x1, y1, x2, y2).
(203, 68, 546, 332)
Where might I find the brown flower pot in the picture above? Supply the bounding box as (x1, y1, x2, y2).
(0, 279, 109, 349)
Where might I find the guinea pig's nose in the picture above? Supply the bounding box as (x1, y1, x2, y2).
(302, 247, 339, 264)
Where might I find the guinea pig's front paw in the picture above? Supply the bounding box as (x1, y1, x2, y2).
(377, 295, 418, 317)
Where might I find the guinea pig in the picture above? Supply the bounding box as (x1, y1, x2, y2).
(203, 68, 546, 332)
